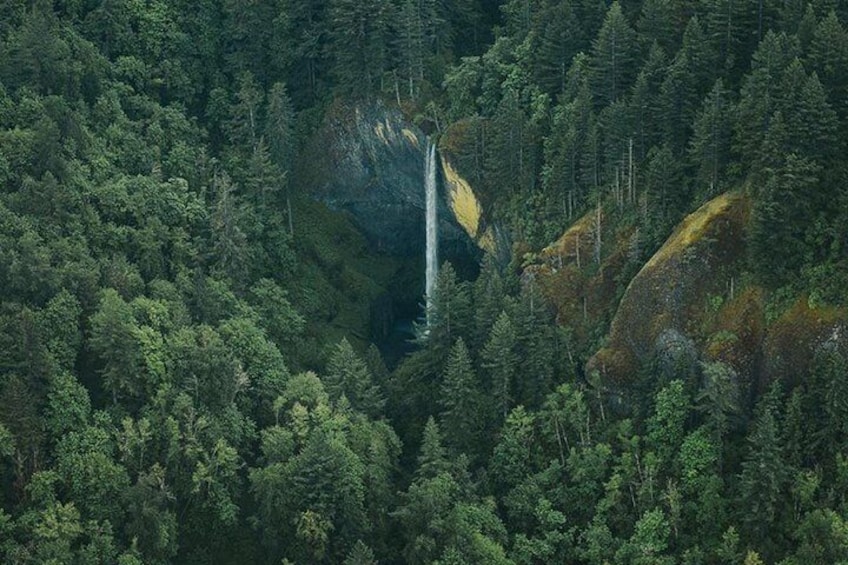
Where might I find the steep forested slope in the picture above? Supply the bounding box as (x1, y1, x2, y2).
(2, 1, 848, 564)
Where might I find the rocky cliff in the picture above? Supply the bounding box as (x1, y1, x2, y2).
(529, 191, 847, 400)
(302, 101, 483, 263)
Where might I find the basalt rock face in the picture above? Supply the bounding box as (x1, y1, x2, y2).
(586, 193, 751, 388)
(303, 101, 477, 262)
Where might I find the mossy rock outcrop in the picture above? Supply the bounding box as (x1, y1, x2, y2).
(524, 206, 635, 347)
(586, 192, 750, 387)
(761, 298, 848, 390)
(701, 286, 766, 395)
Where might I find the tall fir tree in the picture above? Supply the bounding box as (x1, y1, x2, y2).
(481, 310, 519, 421)
(440, 338, 483, 458)
(590, 1, 639, 106)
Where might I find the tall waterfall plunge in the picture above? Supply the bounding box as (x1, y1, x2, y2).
(424, 139, 438, 323)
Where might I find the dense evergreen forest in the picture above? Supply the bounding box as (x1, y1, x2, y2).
(3, 0, 848, 563)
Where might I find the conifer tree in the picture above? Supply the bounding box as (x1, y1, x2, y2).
(689, 79, 732, 199)
(265, 82, 295, 170)
(739, 385, 787, 549)
(644, 143, 685, 246)
(344, 540, 377, 565)
(416, 416, 450, 479)
(509, 282, 554, 407)
(808, 10, 848, 119)
(734, 31, 799, 164)
(481, 310, 519, 421)
(440, 338, 483, 457)
(700, 0, 757, 78)
(325, 338, 385, 418)
(210, 171, 250, 284)
(534, 0, 582, 97)
(749, 153, 819, 285)
(638, 0, 679, 54)
(473, 253, 506, 347)
(590, 1, 639, 106)
(225, 72, 263, 149)
(328, 0, 392, 95)
(629, 42, 668, 161)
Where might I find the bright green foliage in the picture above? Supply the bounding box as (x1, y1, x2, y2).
(423, 262, 473, 353)
(789, 508, 848, 564)
(210, 171, 250, 285)
(325, 338, 385, 417)
(55, 423, 130, 525)
(417, 416, 450, 479)
(168, 325, 238, 412)
(248, 278, 304, 350)
(539, 383, 592, 463)
(44, 371, 91, 439)
(647, 380, 690, 471)
(344, 540, 377, 565)
(251, 383, 370, 562)
(123, 463, 179, 563)
(218, 314, 290, 422)
(38, 289, 81, 373)
(89, 289, 143, 403)
(696, 361, 740, 446)
(614, 508, 673, 564)
(490, 406, 537, 494)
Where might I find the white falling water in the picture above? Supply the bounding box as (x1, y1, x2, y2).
(425, 138, 438, 322)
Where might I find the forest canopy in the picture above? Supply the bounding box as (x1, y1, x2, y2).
(2, 1, 848, 564)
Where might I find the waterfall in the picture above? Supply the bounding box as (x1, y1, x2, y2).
(425, 138, 438, 322)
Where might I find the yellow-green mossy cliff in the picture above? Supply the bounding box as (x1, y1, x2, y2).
(587, 192, 751, 387)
